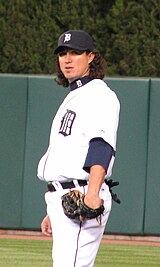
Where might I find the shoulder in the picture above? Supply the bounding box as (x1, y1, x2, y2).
(87, 79, 114, 94)
(87, 79, 120, 104)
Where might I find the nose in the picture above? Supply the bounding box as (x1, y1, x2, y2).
(65, 52, 72, 63)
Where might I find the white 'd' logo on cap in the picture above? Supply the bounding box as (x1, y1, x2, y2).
(64, 33, 71, 43)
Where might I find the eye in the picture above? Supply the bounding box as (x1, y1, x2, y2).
(59, 51, 67, 57)
(71, 50, 84, 55)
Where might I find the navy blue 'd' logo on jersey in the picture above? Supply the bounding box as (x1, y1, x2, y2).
(59, 110, 76, 136)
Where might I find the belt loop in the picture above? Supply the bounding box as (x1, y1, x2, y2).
(73, 180, 79, 187)
(52, 181, 63, 190)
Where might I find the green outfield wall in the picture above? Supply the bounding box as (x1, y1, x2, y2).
(0, 75, 160, 235)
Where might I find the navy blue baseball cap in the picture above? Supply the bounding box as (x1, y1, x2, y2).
(54, 30, 94, 54)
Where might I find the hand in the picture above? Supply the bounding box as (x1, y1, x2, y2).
(84, 194, 104, 210)
(41, 215, 52, 237)
(79, 194, 104, 222)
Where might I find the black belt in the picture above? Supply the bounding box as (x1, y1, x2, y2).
(47, 180, 88, 192)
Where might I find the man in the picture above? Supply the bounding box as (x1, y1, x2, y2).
(38, 30, 120, 267)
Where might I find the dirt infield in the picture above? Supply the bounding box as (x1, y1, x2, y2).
(0, 229, 160, 247)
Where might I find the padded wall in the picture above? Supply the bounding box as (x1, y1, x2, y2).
(144, 79, 160, 234)
(1, 75, 160, 236)
(104, 78, 150, 234)
(21, 76, 69, 229)
(0, 75, 27, 228)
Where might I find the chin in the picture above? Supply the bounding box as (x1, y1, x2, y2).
(65, 76, 77, 83)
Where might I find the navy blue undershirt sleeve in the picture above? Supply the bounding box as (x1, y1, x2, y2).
(83, 137, 115, 173)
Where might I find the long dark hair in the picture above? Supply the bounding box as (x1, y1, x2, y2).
(55, 51, 106, 87)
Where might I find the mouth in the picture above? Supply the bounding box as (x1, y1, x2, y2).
(65, 66, 73, 70)
(64, 67, 73, 73)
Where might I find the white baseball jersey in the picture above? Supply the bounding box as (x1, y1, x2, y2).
(37, 78, 120, 182)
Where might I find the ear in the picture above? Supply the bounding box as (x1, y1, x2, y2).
(88, 52, 95, 64)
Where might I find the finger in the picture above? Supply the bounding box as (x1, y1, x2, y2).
(111, 181, 119, 187)
(111, 193, 121, 204)
(41, 224, 52, 236)
(41, 220, 52, 236)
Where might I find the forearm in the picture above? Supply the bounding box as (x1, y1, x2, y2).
(85, 164, 106, 209)
(87, 164, 106, 195)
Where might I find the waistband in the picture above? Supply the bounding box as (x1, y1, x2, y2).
(47, 180, 88, 192)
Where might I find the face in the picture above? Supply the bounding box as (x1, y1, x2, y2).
(58, 49, 95, 83)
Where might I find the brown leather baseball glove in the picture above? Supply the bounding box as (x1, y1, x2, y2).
(61, 190, 104, 221)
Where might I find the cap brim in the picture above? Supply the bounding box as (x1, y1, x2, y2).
(53, 46, 66, 54)
(54, 44, 89, 55)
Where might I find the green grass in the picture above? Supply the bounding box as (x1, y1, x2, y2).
(0, 238, 52, 267)
(0, 238, 160, 267)
(96, 243, 160, 267)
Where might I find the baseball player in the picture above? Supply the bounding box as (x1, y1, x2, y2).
(38, 30, 120, 267)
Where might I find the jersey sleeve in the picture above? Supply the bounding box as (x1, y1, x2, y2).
(83, 137, 115, 173)
(81, 84, 120, 150)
